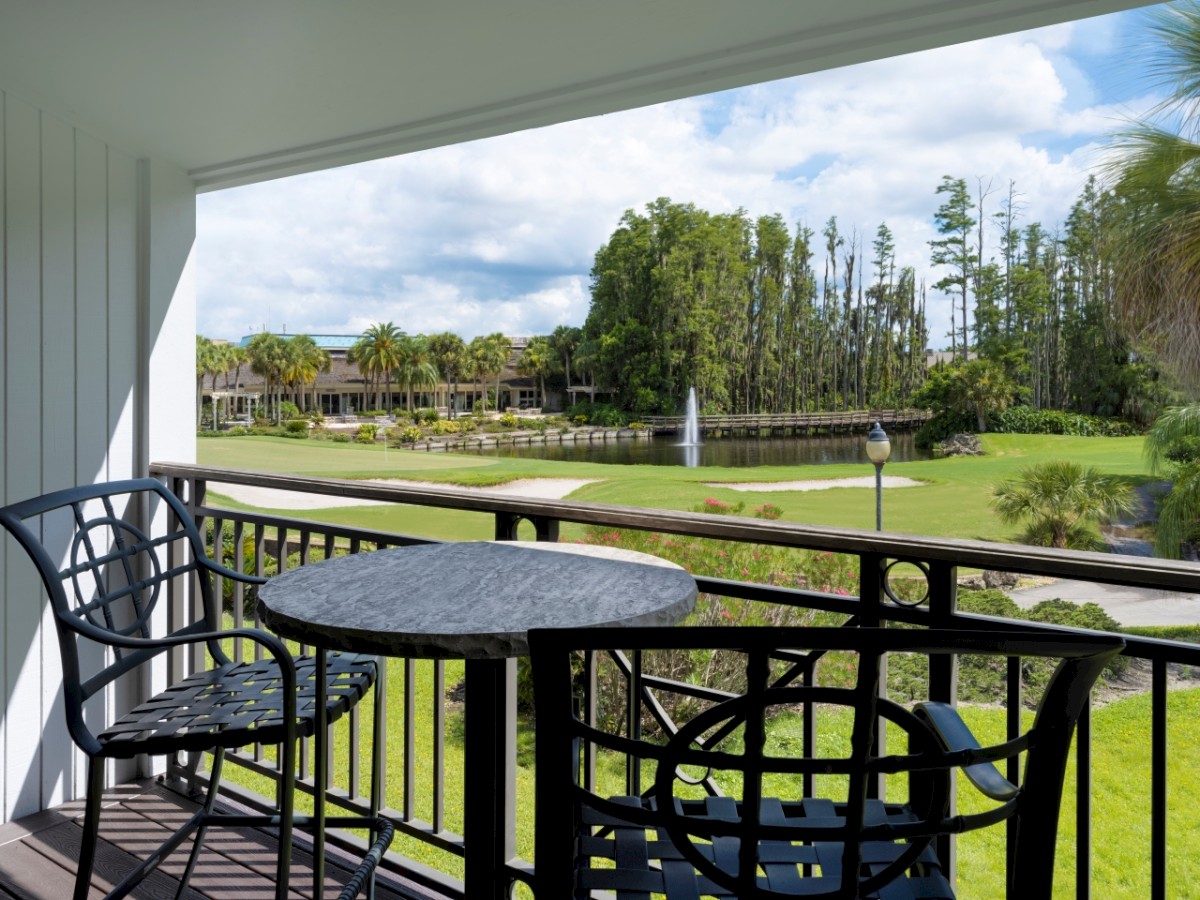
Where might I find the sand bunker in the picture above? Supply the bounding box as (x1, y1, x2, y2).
(211, 478, 600, 510)
(706, 476, 923, 493)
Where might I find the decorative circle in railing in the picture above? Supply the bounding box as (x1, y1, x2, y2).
(881, 558, 931, 608)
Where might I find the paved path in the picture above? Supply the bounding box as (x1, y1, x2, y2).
(1006, 482, 1200, 626)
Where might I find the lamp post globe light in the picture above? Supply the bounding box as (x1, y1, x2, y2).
(865, 421, 891, 531)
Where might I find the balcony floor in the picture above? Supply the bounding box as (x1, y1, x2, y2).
(0, 781, 443, 900)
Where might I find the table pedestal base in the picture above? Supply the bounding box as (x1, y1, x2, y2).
(464, 657, 519, 900)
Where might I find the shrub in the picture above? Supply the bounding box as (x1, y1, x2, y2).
(226, 426, 249, 436)
(1165, 434, 1200, 466)
(332, 433, 351, 443)
(915, 410, 976, 448)
(355, 423, 378, 444)
(360, 409, 387, 418)
(566, 401, 626, 427)
(393, 425, 422, 444)
(753, 503, 784, 520)
(284, 419, 309, 434)
(279, 400, 301, 420)
(431, 419, 460, 435)
(417, 407, 440, 424)
(498, 412, 519, 428)
(991, 406, 1137, 437)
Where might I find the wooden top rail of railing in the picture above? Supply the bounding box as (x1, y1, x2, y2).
(152, 462, 1200, 594)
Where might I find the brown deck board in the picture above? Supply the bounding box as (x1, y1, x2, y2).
(0, 782, 429, 900)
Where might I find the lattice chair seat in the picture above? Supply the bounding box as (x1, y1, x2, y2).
(530, 625, 1123, 900)
(99, 651, 377, 757)
(578, 796, 955, 899)
(0, 478, 390, 900)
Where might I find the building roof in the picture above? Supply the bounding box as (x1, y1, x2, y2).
(237, 334, 361, 351)
(0, 1, 1152, 191)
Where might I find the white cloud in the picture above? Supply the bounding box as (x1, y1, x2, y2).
(196, 8, 1147, 348)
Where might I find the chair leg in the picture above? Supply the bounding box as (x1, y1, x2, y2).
(174, 750, 226, 899)
(74, 758, 105, 900)
(276, 738, 297, 900)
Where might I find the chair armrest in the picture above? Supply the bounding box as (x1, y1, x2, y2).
(199, 555, 269, 585)
(914, 701, 1019, 802)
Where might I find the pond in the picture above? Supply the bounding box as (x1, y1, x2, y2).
(458, 431, 932, 467)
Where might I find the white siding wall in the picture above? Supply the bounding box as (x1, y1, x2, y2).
(0, 90, 196, 822)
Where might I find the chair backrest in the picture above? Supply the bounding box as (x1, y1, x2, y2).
(0, 478, 223, 747)
(530, 625, 1123, 899)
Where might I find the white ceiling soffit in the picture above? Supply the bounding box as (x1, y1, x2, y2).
(0, 0, 1157, 192)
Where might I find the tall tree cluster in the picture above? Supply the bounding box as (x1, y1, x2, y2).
(584, 178, 1161, 419)
(583, 199, 929, 416)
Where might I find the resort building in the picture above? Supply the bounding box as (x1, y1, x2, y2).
(203, 333, 555, 416)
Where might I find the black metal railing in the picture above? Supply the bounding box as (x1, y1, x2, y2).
(152, 462, 1200, 900)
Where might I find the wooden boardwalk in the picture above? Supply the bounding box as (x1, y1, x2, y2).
(643, 408, 930, 436)
(0, 781, 442, 900)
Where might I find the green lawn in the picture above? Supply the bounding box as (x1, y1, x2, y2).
(199, 432, 1177, 895)
(197, 432, 1153, 543)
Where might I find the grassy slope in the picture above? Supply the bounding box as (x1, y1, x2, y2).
(197, 433, 1151, 543)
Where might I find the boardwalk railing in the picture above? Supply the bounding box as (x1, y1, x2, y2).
(151, 461, 1200, 900)
(643, 408, 931, 435)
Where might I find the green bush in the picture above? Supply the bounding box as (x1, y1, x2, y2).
(431, 419, 460, 435)
(360, 409, 387, 418)
(279, 400, 301, 420)
(991, 406, 1137, 437)
(226, 426, 249, 436)
(566, 401, 626, 427)
(416, 407, 440, 425)
(355, 423, 378, 444)
(1165, 435, 1200, 465)
(332, 433, 351, 443)
(914, 410, 975, 448)
(391, 425, 423, 445)
(498, 412, 519, 428)
(284, 419, 309, 435)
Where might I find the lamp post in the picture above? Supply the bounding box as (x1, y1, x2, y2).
(865, 421, 891, 531)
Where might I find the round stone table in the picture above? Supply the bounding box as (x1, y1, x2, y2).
(257, 540, 697, 899)
(257, 539, 698, 659)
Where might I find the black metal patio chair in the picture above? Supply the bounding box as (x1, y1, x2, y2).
(0, 477, 387, 900)
(530, 625, 1124, 899)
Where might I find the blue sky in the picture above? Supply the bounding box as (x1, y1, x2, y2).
(196, 7, 1162, 349)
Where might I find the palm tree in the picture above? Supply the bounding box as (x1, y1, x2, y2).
(550, 325, 582, 386)
(279, 335, 330, 413)
(1104, 6, 1200, 557)
(1106, 2, 1200, 385)
(427, 331, 467, 416)
(196, 335, 216, 427)
(354, 322, 404, 410)
(1143, 405, 1200, 557)
(517, 336, 556, 410)
(992, 460, 1135, 550)
(224, 345, 249, 417)
(467, 336, 490, 411)
(206, 342, 231, 429)
(948, 359, 1016, 432)
(483, 333, 511, 412)
(247, 332, 287, 423)
(394, 335, 439, 412)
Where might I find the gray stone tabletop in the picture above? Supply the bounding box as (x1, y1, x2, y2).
(256, 541, 698, 659)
